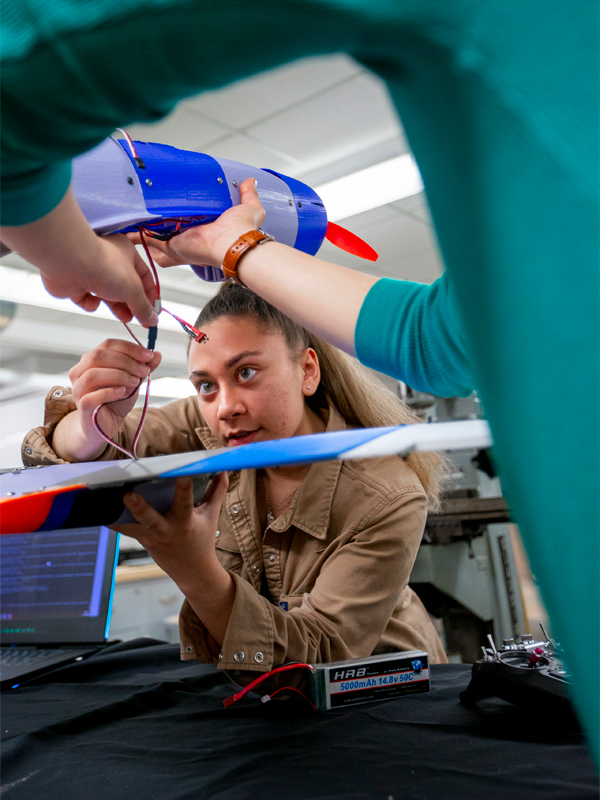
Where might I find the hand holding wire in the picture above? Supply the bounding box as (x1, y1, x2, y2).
(69, 338, 161, 453)
(61, 231, 159, 328)
(88, 227, 207, 459)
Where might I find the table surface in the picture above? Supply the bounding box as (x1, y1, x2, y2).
(115, 562, 169, 583)
(1, 640, 597, 800)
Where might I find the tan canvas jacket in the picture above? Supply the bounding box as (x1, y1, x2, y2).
(23, 387, 447, 676)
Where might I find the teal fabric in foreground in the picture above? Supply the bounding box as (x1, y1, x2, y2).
(1, 0, 598, 760)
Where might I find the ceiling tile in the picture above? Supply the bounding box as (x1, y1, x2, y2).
(205, 133, 300, 175)
(246, 73, 401, 170)
(125, 107, 230, 151)
(300, 133, 409, 187)
(390, 249, 444, 283)
(316, 208, 442, 283)
(183, 54, 361, 129)
(390, 193, 432, 224)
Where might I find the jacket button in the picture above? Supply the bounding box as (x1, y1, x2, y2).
(254, 652, 264, 663)
(233, 651, 245, 662)
(231, 504, 240, 515)
(218, 652, 224, 661)
(184, 645, 194, 654)
(53, 389, 63, 398)
(252, 565, 260, 573)
(25, 447, 32, 455)
(268, 555, 276, 563)
(215, 530, 221, 538)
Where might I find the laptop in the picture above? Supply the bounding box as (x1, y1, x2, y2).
(0, 525, 119, 689)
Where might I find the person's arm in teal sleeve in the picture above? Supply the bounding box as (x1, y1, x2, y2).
(355, 274, 473, 397)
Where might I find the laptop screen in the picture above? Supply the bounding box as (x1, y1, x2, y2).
(0, 527, 119, 645)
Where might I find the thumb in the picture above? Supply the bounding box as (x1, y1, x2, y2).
(239, 177, 264, 215)
(198, 472, 229, 512)
(125, 287, 159, 328)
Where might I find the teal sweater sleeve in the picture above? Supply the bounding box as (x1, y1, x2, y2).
(355, 274, 473, 398)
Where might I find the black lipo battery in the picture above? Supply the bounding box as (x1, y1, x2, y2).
(308, 650, 430, 710)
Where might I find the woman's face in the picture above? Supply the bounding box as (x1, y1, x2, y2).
(188, 315, 321, 447)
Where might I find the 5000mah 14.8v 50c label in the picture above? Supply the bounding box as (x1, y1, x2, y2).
(330, 669, 428, 695)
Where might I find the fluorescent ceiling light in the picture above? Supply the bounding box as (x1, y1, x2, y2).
(0, 266, 201, 334)
(315, 154, 423, 222)
(151, 377, 196, 398)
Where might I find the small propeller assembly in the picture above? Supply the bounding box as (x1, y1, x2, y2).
(325, 221, 378, 262)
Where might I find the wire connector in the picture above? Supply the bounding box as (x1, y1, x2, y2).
(223, 663, 314, 709)
(147, 326, 158, 352)
(134, 157, 146, 169)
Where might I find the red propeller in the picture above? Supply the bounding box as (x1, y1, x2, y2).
(324, 221, 378, 262)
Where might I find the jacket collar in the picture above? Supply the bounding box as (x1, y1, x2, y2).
(194, 405, 347, 541)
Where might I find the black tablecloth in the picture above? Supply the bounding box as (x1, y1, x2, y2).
(1, 640, 597, 800)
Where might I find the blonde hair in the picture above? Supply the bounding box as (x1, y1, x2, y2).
(194, 283, 448, 510)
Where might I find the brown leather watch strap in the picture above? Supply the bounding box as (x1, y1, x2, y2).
(221, 230, 274, 287)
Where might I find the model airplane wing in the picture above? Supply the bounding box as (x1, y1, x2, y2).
(0, 420, 491, 534)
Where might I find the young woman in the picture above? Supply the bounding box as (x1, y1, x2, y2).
(23, 283, 448, 678)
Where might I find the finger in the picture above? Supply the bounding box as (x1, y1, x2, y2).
(126, 232, 142, 246)
(134, 236, 181, 268)
(71, 293, 102, 313)
(96, 338, 155, 362)
(149, 350, 162, 371)
(123, 491, 165, 530)
(121, 289, 158, 328)
(128, 233, 167, 256)
(130, 233, 176, 266)
(70, 353, 151, 399)
(118, 269, 158, 328)
(109, 522, 150, 544)
(103, 299, 134, 323)
(132, 248, 160, 305)
(72, 360, 144, 402)
(75, 347, 153, 380)
(129, 230, 200, 269)
(166, 477, 195, 525)
(75, 366, 144, 398)
(77, 386, 129, 412)
(196, 472, 229, 510)
(77, 385, 139, 416)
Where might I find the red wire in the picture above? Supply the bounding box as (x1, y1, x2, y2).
(266, 686, 316, 710)
(138, 227, 160, 302)
(223, 663, 314, 708)
(162, 308, 208, 343)
(91, 368, 146, 460)
(91, 326, 151, 460)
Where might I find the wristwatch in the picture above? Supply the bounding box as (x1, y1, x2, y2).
(221, 229, 276, 287)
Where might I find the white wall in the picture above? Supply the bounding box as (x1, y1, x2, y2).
(0, 391, 47, 469)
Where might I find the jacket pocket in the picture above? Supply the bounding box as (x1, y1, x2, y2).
(215, 541, 244, 573)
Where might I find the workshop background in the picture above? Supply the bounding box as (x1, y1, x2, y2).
(0, 54, 546, 655)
